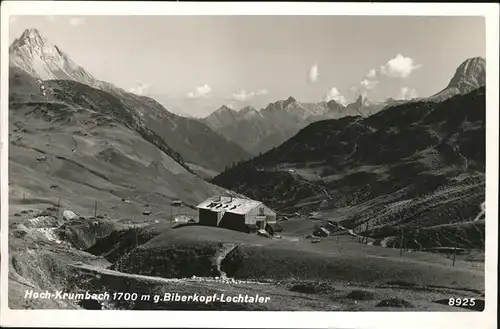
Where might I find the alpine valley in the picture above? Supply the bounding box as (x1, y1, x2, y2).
(6, 27, 487, 312)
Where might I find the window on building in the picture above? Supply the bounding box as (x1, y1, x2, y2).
(259, 207, 264, 215)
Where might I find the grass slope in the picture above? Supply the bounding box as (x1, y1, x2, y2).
(113, 226, 484, 292)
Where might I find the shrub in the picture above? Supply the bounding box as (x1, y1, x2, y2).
(376, 298, 414, 308)
(288, 281, 335, 294)
(345, 289, 376, 300)
(387, 280, 416, 287)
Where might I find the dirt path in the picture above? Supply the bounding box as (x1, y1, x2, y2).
(325, 221, 364, 239)
(214, 243, 238, 279)
(473, 201, 485, 221)
(454, 145, 469, 171)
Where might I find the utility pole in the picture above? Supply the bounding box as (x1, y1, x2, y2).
(94, 200, 97, 218)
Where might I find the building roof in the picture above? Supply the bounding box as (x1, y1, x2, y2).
(196, 195, 264, 215)
(319, 227, 330, 235)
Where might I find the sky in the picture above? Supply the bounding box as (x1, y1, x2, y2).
(9, 15, 486, 117)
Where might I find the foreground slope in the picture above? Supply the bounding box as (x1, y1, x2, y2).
(7, 65, 245, 309)
(212, 87, 486, 248)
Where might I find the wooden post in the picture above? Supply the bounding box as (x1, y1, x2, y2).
(56, 198, 60, 219)
(134, 225, 138, 248)
(365, 223, 370, 245)
(94, 200, 97, 218)
(400, 228, 404, 256)
(452, 241, 457, 267)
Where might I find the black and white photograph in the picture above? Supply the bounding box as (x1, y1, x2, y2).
(0, 2, 498, 329)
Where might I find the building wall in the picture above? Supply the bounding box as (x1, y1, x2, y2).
(245, 204, 277, 225)
(218, 212, 248, 233)
(198, 209, 218, 226)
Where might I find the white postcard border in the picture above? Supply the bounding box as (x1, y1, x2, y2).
(1, 2, 498, 328)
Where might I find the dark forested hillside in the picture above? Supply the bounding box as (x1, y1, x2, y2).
(212, 87, 486, 244)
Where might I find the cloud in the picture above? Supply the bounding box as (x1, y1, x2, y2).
(324, 87, 348, 106)
(380, 54, 422, 78)
(46, 15, 57, 23)
(308, 64, 319, 83)
(367, 69, 377, 79)
(360, 79, 379, 90)
(9, 16, 18, 24)
(397, 87, 418, 100)
(128, 82, 151, 96)
(69, 17, 85, 26)
(187, 84, 212, 98)
(232, 89, 268, 101)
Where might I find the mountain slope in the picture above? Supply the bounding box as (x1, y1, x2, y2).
(8, 66, 238, 219)
(212, 86, 486, 248)
(9, 28, 251, 172)
(203, 105, 243, 130)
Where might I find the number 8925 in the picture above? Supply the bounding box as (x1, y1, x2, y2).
(448, 298, 475, 307)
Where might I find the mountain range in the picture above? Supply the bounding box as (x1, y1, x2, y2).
(9, 28, 251, 174)
(11, 29, 486, 164)
(202, 57, 485, 155)
(202, 94, 399, 155)
(212, 57, 486, 248)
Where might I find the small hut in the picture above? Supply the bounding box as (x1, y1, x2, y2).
(313, 227, 330, 237)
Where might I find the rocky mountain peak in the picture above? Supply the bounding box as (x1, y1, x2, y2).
(351, 95, 363, 108)
(22, 28, 42, 39)
(446, 57, 486, 94)
(9, 28, 98, 86)
(215, 105, 235, 114)
(283, 96, 297, 108)
(241, 105, 254, 110)
(240, 106, 256, 113)
(326, 99, 345, 111)
(10, 28, 46, 52)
